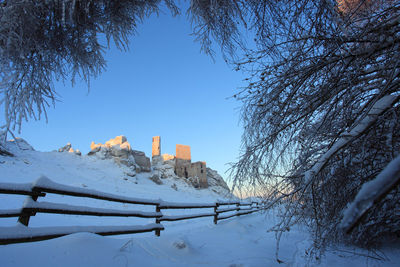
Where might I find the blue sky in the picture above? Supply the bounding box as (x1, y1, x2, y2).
(18, 6, 246, 182)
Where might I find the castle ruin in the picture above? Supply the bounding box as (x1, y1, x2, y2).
(152, 136, 208, 188)
(152, 136, 161, 158)
(175, 144, 191, 178)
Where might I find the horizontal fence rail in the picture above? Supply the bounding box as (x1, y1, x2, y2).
(32, 177, 161, 206)
(0, 224, 164, 245)
(23, 199, 163, 218)
(0, 182, 46, 197)
(0, 177, 265, 245)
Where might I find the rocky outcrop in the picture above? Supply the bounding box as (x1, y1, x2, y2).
(58, 143, 81, 156)
(9, 138, 34, 151)
(206, 168, 230, 191)
(105, 135, 128, 148)
(2, 138, 34, 156)
(58, 143, 71, 152)
(162, 154, 175, 161)
(131, 150, 151, 172)
(149, 174, 163, 185)
(87, 135, 150, 173)
(152, 153, 174, 168)
(70, 148, 82, 156)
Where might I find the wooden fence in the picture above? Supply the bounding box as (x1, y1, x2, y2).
(0, 177, 265, 245)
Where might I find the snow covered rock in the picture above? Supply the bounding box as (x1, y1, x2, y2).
(159, 164, 175, 179)
(110, 144, 130, 158)
(8, 138, 34, 151)
(152, 155, 162, 165)
(171, 183, 178, 191)
(1, 137, 34, 157)
(152, 154, 175, 166)
(206, 168, 230, 195)
(105, 135, 128, 148)
(90, 141, 102, 151)
(87, 136, 151, 173)
(70, 148, 82, 156)
(187, 176, 202, 189)
(131, 150, 151, 172)
(162, 154, 175, 162)
(88, 146, 109, 159)
(113, 156, 135, 168)
(58, 143, 72, 152)
(172, 239, 187, 249)
(149, 174, 163, 185)
(58, 143, 81, 156)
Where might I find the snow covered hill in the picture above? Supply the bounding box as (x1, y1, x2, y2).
(0, 138, 232, 205)
(0, 137, 236, 232)
(0, 138, 399, 266)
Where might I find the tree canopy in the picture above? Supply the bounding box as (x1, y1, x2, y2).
(225, 0, 400, 256)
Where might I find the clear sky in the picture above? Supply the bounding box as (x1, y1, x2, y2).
(17, 5, 246, 182)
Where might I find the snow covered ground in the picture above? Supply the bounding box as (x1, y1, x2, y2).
(2, 213, 400, 267)
(0, 139, 399, 266)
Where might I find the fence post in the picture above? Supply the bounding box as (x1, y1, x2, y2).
(213, 203, 219, 224)
(155, 204, 161, 236)
(236, 202, 240, 217)
(18, 194, 39, 226)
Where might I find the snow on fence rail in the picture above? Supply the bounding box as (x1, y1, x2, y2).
(0, 176, 265, 245)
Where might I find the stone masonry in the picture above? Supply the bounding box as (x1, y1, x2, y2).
(189, 161, 208, 188)
(175, 144, 191, 178)
(174, 144, 208, 188)
(176, 144, 191, 160)
(152, 136, 161, 158)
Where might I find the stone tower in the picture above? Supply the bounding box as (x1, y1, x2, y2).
(175, 144, 191, 178)
(176, 144, 191, 161)
(152, 136, 161, 158)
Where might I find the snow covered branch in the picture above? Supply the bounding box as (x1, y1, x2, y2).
(305, 95, 399, 184)
(340, 154, 400, 233)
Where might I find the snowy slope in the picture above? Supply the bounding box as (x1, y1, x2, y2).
(0, 139, 399, 266)
(0, 138, 231, 203)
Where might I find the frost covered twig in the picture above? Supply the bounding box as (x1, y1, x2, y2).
(341, 154, 400, 233)
(305, 95, 399, 183)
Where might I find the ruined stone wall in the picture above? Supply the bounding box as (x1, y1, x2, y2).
(175, 144, 191, 178)
(175, 159, 191, 178)
(189, 161, 208, 188)
(176, 144, 191, 160)
(151, 140, 208, 188)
